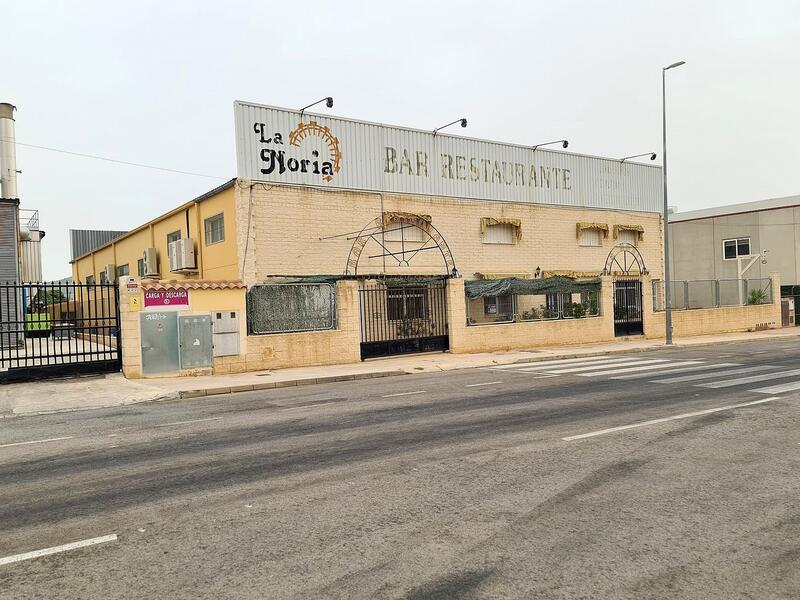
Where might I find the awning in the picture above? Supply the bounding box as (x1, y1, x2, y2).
(382, 211, 432, 227)
(474, 272, 531, 280)
(464, 276, 601, 299)
(575, 222, 609, 239)
(480, 217, 523, 241)
(613, 224, 645, 241)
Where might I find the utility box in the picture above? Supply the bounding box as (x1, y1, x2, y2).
(179, 315, 213, 369)
(141, 312, 179, 375)
(212, 310, 240, 357)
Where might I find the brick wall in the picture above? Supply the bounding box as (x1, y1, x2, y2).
(235, 183, 663, 285)
(447, 277, 617, 353)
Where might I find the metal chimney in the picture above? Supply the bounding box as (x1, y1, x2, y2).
(0, 103, 18, 200)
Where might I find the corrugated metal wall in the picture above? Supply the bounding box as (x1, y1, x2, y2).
(20, 240, 42, 281)
(0, 201, 19, 282)
(70, 229, 127, 261)
(235, 101, 663, 213)
(0, 200, 21, 348)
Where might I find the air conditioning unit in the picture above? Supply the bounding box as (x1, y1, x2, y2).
(143, 247, 159, 278)
(168, 238, 197, 272)
(103, 264, 116, 283)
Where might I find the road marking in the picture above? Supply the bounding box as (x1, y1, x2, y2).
(465, 381, 503, 387)
(155, 417, 223, 428)
(0, 436, 73, 449)
(382, 390, 426, 398)
(752, 379, 800, 394)
(516, 356, 650, 371)
(696, 368, 800, 389)
(562, 397, 783, 441)
(545, 359, 670, 374)
(612, 362, 740, 380)
(651, 365, 779, 384)
(578, 360, 702, 377)
(0, 534, 118, 566)
(488, 356, 612, 369)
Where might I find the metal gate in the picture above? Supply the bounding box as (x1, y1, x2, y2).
(613, 279, 644, 336)
(359, 281, 449, 359)
(0, 281, 121, 382)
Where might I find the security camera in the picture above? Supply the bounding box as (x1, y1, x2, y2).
(562, 140, 569, 148)
(326, 97, 334, 108)
(650, 153, 657, 161)
(460, 118, 467, 127)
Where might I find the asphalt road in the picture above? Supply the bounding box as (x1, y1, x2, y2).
(1, 337, 799, 599)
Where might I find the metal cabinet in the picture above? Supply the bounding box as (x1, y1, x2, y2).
(141, 312, 179, 375)
(178, 315, 213, 369)
(212, 311, 240, 357)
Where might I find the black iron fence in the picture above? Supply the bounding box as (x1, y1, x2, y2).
(359, 282, 449, 359)
(0, 281, 120, 382)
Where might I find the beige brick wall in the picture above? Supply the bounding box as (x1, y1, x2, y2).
(235, 182, 663, 284)
(234, 280, 361, 372)
(447, 277, 617, 353)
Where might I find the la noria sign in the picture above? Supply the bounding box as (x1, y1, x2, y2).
(234, 101, 661, 213)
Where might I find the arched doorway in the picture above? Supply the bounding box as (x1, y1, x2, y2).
(602, 243, 647, 336)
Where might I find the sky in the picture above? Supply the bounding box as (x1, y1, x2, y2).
(5, 0, 800, 279)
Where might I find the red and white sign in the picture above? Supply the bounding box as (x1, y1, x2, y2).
(144, 289, 189, 308)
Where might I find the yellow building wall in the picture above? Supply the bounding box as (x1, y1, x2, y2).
(71, 185, 238, 283)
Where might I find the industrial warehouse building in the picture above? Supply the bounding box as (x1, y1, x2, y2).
(67, 101, 781, 379)
(669, 194, 800, 323)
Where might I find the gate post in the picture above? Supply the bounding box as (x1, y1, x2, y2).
(600, 275, 614, 338)
(118, 277, 143, 379)
(445, 278, 467, 353)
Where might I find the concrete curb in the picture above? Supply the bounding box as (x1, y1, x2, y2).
(175, 369, 407, 400)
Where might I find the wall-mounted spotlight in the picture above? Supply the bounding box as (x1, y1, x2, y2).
(532, 140, 568, 151)
(620, 152, 657, 163)
(299, 97, 334, 119)
(433, 118, 467, 135)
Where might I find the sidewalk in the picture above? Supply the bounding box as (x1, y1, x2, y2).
(2, 328, 799, 418)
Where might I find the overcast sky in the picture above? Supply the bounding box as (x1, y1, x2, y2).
(6, 0, 800, 279)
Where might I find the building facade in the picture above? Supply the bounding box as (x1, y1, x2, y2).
(68, 103, 782, 378)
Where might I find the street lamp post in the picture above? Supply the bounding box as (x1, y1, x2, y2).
(662, 60, 685, 345)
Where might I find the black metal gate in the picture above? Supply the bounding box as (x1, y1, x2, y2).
(359, 281, 449, 359)
(0, 281, 121, 383)
(613, 279, 644, 336)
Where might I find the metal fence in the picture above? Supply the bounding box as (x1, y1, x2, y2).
(652, 278, 773, 311)
(466, 290, 600, 325)
(0, 280, 120, 382)
(247, 283, 336, 334)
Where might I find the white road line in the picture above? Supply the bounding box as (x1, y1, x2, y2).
(611, 362, 740, 380)
(0, 534, 118, 566)
(545, 359, 671, 374)
(651, 365, 779, 384)
(562, 397, 783, 441)
(382, 390, 426, 398)
(465, 381, 503, 387)
(696, 368, 800, 389)
(0, 436, 73, 449)
(155, 417, 223, 428)
(487, 356, 612, 370)
(752, 379, 800, 394)
(515, 356, 650, 371)
(578, 360, 702, 377)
